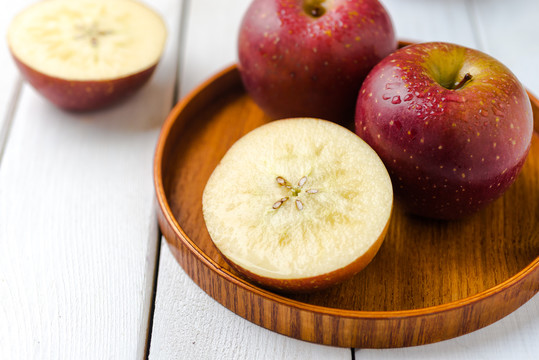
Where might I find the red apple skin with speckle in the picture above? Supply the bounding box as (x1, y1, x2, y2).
(12, 55, 157, 111)
(355, 42, 534, 220)
(238, 0, 396, 127)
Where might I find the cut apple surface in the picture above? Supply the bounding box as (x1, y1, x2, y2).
(202, 118, 393, 293)
(7, 0, 167, 110)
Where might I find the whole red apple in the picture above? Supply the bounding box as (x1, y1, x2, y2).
(238, 0, 396, 126)
(355, 42, 534, 220)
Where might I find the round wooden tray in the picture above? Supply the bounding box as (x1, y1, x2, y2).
(154, 65, 539, 348)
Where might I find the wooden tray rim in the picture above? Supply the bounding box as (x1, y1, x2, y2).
(154, 62, 539, 321)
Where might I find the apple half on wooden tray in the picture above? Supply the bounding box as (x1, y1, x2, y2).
(7, 0, 167, 111)
(202, 118, 393, 293)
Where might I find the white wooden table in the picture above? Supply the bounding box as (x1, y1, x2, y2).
(1, 0, 537, 358)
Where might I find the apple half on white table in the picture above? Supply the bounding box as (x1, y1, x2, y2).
(202, 118, 393, 293)
(7, 0, 167, 111)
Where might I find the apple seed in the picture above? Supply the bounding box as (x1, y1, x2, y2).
(74, 22, 113, 48)
(273, 175, 318, 210)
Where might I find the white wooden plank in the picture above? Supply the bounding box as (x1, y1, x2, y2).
(469, 0, 539, 97)
(178, 0, 251, 97)
(383, 0, 477, 48)
(0, 0, 182, 358)
(0, 0, 34, 159)
(356, 297, 539, 359)
(149, 241, 351, 360)
(150, 0, 350, 358)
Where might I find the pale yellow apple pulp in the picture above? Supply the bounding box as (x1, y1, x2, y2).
(202, 118, 393, 290)
(7, 0, 167, 81)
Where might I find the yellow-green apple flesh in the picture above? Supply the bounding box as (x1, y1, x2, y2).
(238, 0, 396, 127)
(355, 42, 534, 219)
(7, 0, 167, 111)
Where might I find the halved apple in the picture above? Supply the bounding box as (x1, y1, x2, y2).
(7, 0, 167, 111)
(202, 118, 393, 293)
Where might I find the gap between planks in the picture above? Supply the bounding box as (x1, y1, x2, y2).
(144, 0, 191, 358)
(0, 77, 22, 170)
(144, 227, 164, 359)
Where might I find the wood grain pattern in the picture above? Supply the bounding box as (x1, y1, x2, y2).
(0, 1, 182, 358)
(148, 237, 352, 360)
(154, 64, 539, 348)
(0, 0, 34, 159)
(149, 0, 348, 357)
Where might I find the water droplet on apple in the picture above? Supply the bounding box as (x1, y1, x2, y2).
(385, 82, 400, 90)
(492, 102, 505, 117)
(391, 96, 401, 104)
(404, 94, 413, 102)
(382, 94, 391, 100)
(445, 93, 466, 103)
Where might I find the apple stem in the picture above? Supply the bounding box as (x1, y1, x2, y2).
(454, 73, 472, 90)
(303, 0, 326, 18)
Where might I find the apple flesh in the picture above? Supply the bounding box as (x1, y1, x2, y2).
(7, 0, 167, 111)
(355, 42, 534, 219)
(202, 118, 393, 293)
(238, 0, 396, 127)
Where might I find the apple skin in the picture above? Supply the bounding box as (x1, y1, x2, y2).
(221, 218, 389, 294)
(11, 55, 158, 111)
(238, 0, 396, 127)
(355, 42, 534, 220)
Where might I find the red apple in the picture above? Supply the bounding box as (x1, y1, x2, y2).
(355, 42, 534, 219)
(7, 0, 167, 111)
(238, 0, 396, 127)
